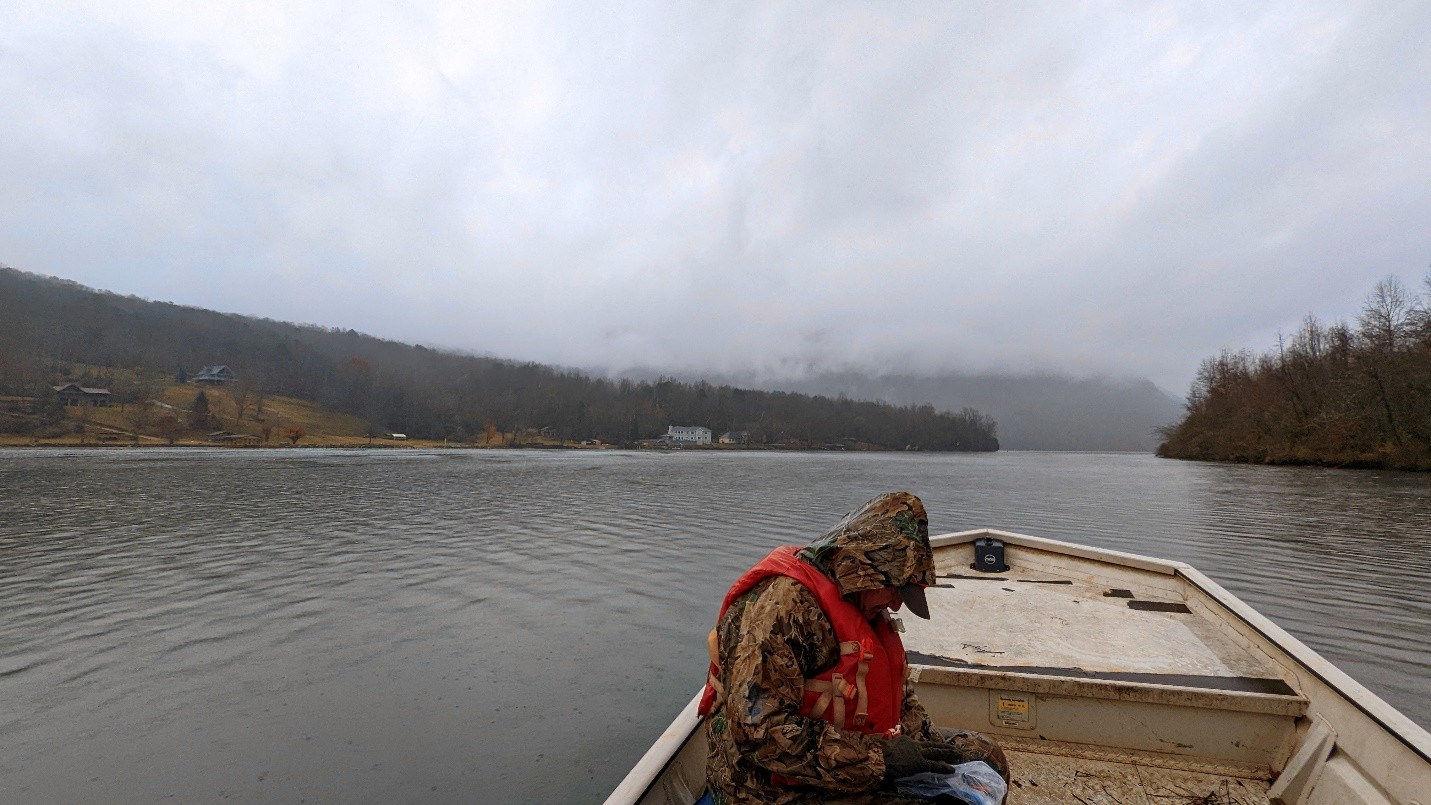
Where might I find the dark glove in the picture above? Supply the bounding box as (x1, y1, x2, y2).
(913, 740, 970, 766)
(882, 735, 956, 781)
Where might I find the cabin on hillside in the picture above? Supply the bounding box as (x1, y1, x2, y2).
(663, 425, 712, 445)
(52, 383, 112, 407)
(194, 365, 235, 385)
(207, 431, 260, 445)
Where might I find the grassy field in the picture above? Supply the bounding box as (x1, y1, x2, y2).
(4, 366, 737, 450)
(0, 381, 448, 448)
(0, 381, 613, 450)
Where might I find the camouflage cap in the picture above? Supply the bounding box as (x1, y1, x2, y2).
(798, 491, 937, 600)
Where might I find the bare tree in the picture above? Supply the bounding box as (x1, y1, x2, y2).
(229, 375, 259, 426)
(191, 389, 212, 429)
(1358, 276, 1414, 351)
(157, 414, 182, 445)
(1355, 277, 1421, 447)
(127, 383, 157, 444)
(1411, 268, 1431, 343)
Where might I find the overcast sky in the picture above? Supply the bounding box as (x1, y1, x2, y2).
(3, 1, 1428, 395)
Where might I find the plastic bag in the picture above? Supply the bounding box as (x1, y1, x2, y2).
(893, 760, 1007, 804)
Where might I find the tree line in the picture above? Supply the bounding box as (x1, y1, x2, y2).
(1158, 272, 1431, 470)
(0, 266, 999, 450)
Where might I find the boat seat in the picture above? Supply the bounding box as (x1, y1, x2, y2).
(911, 662, 1307, 772)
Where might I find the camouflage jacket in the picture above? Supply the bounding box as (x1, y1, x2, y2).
(703, 492, 940, 805)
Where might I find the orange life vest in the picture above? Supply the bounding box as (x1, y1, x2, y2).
(699, 546, 907, 735)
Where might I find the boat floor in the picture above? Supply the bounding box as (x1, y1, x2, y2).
(905, 560, 1285, 684)
(1004, 743, 1271, 804)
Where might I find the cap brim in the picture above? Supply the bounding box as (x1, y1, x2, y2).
(899, 583, 931, 619)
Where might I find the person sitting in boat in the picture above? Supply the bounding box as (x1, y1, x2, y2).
(699, 491, 1009, 804)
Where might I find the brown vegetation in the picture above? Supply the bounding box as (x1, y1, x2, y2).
(0, 369, 388, 447)
(1158, 273, 1431, 471)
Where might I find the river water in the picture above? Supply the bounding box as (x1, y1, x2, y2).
(0, 448, 1426, 803)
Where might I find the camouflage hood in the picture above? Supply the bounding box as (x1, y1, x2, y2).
(797, 491, 936, 598)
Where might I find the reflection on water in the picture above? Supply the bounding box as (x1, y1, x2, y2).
(1, 449, 1426, 802)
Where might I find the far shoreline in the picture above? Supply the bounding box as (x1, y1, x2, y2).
(0, 437, 999, 454)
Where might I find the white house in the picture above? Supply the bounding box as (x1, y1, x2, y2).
(664, 425, 712, 445)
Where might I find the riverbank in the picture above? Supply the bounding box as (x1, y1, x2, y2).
(3, 385, 977, 453)
(0, 435, 900, 451)
(1156, 442, 1431, 472)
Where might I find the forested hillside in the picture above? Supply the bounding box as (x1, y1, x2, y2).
(1158, 273, 1431, 470)
(0, 267, 999, 450)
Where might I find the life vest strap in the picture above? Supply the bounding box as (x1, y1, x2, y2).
(705, 628, 725, 710)
(805, 679, 835, 720)
(854, 652, 873, 726)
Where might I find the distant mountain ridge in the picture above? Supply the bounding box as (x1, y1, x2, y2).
(788, 372, 1185, 451)
(625, 369, 1186, 452)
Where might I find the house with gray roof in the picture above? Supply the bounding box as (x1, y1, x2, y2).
(194, 365, 235, 385)
(52, 383, 112, 407)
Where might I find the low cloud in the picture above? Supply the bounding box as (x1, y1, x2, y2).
(2, 1, 1427, 395)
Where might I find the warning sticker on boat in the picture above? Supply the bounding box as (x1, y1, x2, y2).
(991, 692, 1036, 729)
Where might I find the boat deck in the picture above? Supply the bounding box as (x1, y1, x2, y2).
(904, 548, 1289, 688)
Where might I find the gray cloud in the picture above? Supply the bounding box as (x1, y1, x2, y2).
(2, 1, 1427, 395)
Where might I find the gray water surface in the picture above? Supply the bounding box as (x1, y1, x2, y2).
(1, 449, 1427, 803)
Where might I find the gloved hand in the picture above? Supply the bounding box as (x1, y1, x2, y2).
(881, 735, 958, 781)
